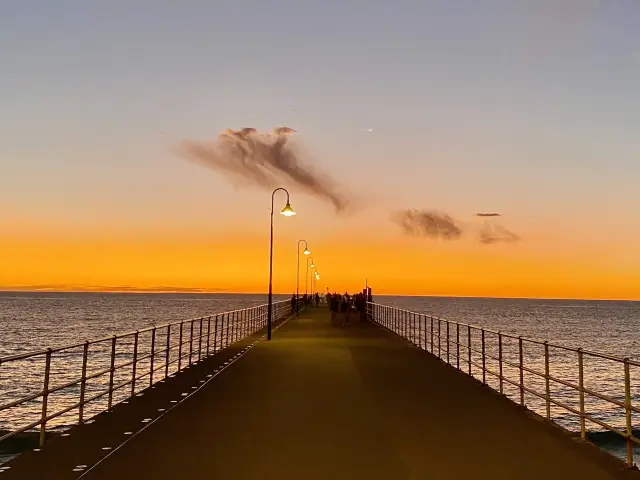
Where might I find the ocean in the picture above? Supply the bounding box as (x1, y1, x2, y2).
(0, 292, 639, 464)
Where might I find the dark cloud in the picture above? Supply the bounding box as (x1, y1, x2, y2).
(177, 127, 349, 212)
(391, 209, 463, 240)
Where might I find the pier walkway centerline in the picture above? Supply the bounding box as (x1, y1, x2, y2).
(5, 307, 639, 479)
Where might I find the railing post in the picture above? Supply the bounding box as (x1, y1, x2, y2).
(214, 315, 219, 352)
(198, 318, 203, 361)
(78, 341, 89, 424)
(446, 321, 450, 364)
(150, 327, 156, 386)
(438, 319, 441, 359)
(39, 348, 52, 447)
(405, 311, 409, 339)
(419, 314, 424, 349)
(403, 310, 407, 338)
(430, 316, 434, 354)
(206, 316, 211, 356)
(402, 310, 411, 341)
(412, 313, 416, 344)
(624, 358, 633, 467)
(481, 329, 486, 384)
(223, 313, 228, 347)
(544, 341, 551, 420)
(189, 321, 194, 365)
(456, 324, 460, 370)
(108, 336, 116, 410)
(518, 336, 524, 406)
(498, 333, 503, 394)
(230, 311, 235, 344)
(578, 348, 585, 439)
(131, 331, 139, 396)
(233, 311, 238, 343)
(178, 322, 184, 371)
(244, 309, 248, 338)
(165, 324, 171, 379)
(467, 325, 472, 375)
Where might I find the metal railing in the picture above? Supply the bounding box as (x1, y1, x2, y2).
(0, 299, 295, 449)
(367, 302, 640, 467)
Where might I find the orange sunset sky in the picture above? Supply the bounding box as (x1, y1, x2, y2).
(1, 2, 639, 300)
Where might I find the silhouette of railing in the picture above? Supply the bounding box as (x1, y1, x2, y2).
(367, 302, 640, 467)
(0, 300, 295, 449)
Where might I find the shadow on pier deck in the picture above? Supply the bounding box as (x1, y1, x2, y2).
(5, 307, 639, 479)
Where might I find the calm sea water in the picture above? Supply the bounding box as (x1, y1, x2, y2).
(377, 295, 640, 464)
(1, 292, 639, 463)
(0, 292, 287, 358)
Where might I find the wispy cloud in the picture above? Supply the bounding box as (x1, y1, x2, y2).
(176, 127, 350, 212)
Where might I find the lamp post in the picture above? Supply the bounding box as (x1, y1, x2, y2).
(297, 240, 310, 316)
(305, 257, 315, 297)
(311, 269, 318, 298)
(267, 188, 295, 340)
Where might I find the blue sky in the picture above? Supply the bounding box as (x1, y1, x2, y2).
(1, 0, 639, 234)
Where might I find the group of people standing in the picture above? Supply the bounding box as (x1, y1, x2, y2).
(290, 292, 323, 312)
(327, 291, 367, 326)
(289, 290, 368, 326)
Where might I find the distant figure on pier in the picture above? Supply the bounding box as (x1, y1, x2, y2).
(315, 292, 320, 306)
(340, 294, 349, 325)
(291, 293, 297, 312)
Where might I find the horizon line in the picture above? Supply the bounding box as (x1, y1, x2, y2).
(0, 288, 638, 303)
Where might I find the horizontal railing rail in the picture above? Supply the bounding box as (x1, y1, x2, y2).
(0, 300, 297, 449)
(366, 302, 640, 467)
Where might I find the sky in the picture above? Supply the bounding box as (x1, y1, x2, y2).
(1, 0, 639, 299)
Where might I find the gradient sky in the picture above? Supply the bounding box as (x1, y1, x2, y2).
(1, 1, 639, 299)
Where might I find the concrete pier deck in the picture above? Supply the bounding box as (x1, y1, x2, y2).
(4, 307, 638, 479)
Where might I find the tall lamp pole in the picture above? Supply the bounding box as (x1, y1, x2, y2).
(267, 188, 295, 340)
(296, 240, 310, 316)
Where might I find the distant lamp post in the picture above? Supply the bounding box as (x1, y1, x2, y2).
(267, 188, 295, 340)
(296, 240, 310, 316)
(306, 257, 315, 296)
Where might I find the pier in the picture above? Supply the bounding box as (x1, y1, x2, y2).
(1, 300, 639, 479)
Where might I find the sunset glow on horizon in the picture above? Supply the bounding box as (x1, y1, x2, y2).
(1, 2, 639, 301)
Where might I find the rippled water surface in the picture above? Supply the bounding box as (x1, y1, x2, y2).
(0, 292, 287, 438)
(376, 295, 640, 463)
(1, 293, 639, 464)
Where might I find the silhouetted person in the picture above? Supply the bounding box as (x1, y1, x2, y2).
(291, 293, 297, 313)
(315, 292, 320, 306)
